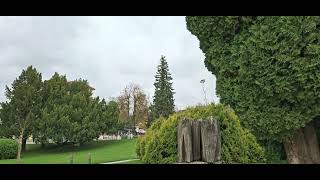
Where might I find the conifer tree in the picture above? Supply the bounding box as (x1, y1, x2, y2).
(0, 66, 43, 160)
(152, 55, 175, 119)
(186, 16, 320, 163)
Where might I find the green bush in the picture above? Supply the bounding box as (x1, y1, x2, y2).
(136, 117, 166, 159)
(0, 138, 18, 160)
(258, 139, 286, 163)
(137, 104, 266, 164)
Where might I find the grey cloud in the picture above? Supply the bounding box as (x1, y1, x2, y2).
(0, 16, 219, 109)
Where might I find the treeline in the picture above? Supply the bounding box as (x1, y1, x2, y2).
(0, 55, 176, 160)
(117, 55, 176, 129)
(0, 66, 120, 159)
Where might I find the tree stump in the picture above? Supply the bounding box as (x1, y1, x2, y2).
(191, 121, 201, 161)
(200, 118, 221, 163)
(177, 117, 221, 164)
(178, 118, 193, 163)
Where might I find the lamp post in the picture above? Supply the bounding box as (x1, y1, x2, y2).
(200, 79, 208, 105)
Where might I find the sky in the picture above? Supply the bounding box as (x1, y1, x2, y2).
(0, 16, 219, 110)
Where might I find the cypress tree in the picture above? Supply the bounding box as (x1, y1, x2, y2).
(186, 16, 320, 163)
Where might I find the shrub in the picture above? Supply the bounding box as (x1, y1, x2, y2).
(136, 117, 165, 159)
(0, 138, 18, 160)
(258, 139, 286, 163)
(137, 104, 266, 164)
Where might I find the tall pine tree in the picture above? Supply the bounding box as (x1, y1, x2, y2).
(152, 55, 175, 119)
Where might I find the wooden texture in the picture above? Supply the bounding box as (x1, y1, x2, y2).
(177, 117, 221, 163)
(178, 118, 193, 162)
(200, 118, 220, 163)
(191, 120, 201, 161)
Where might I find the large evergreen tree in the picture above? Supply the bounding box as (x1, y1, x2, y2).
(186, 16, 320, 163)
(0, 66, 43, 160)
(33, 72, 70, 146)
(32, 72, 120, 146)
(103, 100, 120, 134)
(152, 55, 175, 119)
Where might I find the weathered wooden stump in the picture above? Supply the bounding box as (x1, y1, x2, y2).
(177, 117, 221, 164)
(200, 118, 221, 163)
(178, 118, 193, 162)
(191, 121, 201, 161)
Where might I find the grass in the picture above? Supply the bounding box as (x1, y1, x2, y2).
(0, 139, 138, 164)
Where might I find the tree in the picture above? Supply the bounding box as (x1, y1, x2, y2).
(186, 16, 320, 163)
(102, 100, 120, 134)
(117, 83, 149, 128)
(0, 66, 43, 160)
(34, 73, 110, 146)
(132, 85, 149, 129)
(117, 85, 132, 125)
(152, 55, 175, 120)
(33, 73, 70, 146)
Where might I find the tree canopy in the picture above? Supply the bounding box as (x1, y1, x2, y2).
(0, 66, 43, 159)
(1, 67, 121, 149)
(117, 83, 149, 128)
(186, 16, 320, 140)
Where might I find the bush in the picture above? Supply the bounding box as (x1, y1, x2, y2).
(258, 139, 286, 163)
(0, 138, 18, 160)
(137, 104, 266, 164)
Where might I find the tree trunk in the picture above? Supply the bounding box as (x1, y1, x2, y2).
(133, 103, 136, 127)
(22, 136, 27, 152)
(17, 129, 24, 162)
(303, 121, 320, 163)
(283, 121, 320, 164)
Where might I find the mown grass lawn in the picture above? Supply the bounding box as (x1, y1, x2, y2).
(0, 139, 138, 164)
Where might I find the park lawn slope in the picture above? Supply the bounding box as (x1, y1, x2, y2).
(0, 139, 137, 164)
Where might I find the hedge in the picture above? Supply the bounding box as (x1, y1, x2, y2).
(136, 104, 266, 164)
(0, 138, 18, 160)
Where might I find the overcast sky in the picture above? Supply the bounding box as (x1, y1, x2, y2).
(0, 16, 219, 110)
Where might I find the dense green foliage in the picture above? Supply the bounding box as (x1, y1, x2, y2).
(1, 67, 121, 148)
(103, 100, 121, 134)
(137, 104, 265, 164)
(152, 55, 175, 119)
(259, 140, 286, 163)
(186, 16, 320, 141)
(0, 66, 43, 153)
(0, 139, 18, 160)
(33, 73, 119, 146)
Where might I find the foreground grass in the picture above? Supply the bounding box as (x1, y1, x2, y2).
(0, 139, 137, 164)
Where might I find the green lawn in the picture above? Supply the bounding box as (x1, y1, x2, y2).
(0, 139, 138, 164)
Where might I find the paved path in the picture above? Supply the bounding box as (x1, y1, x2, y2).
(101, 159, 140, 164)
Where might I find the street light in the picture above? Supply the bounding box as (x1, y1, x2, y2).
(200, 79, 208, 105)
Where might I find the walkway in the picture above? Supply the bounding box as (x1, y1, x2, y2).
(100, 159, 140, 164)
